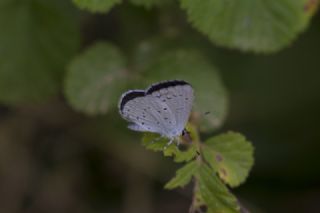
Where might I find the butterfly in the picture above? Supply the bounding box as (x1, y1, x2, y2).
(118, 80, 194, 145)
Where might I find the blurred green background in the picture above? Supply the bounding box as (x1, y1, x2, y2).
(0, 1, 319, 212)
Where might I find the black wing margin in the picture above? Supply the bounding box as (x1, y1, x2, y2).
(119, 90, 145, 112)
(146, 80, 191, 95)
(119, 80, 192, 112)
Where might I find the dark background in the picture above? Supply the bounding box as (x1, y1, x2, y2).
(0, 2, 319, 213)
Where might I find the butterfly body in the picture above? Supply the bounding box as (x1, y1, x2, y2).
(118, 80, 194, 142)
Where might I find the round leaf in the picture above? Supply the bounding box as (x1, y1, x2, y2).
(180, 0, 315, 53)
(65, 42, 128, 115)
(203, 132, 254, 187)
(142, 49, 229, 132)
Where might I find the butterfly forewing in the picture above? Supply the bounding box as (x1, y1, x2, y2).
(173, 84, 194, 133)
(119, 80, 194, 138)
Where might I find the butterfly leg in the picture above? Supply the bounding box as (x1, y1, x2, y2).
(176, 137, 181, 146)
(163, 138, 175, 150)
(168, 138, 174, 145)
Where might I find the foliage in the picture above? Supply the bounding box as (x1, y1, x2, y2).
(142, 125, 254, 212)
(202, 132, 254, 187)
(0, 0, 79, 104)
(65, 42, 128, 115)
(142, 133, 198, 163)
(165, 161, 198, 189)
(129, 0, 168, 8)
(72, 0, 121, 13)
(180, 0, 315, 52)
(1, 0, 317, 105)
(141, 49, 228, 131)
(0, 0, 318, 212)
(195, 163, 239, 213)
(72, 0, 317, 52)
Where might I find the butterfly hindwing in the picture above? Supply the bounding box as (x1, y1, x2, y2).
(120, 93, 176, 135)
(146, 80, 194, 136)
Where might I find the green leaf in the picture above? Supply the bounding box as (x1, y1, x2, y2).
(142, 132, 169, 151)
(142, 132, 198, 162)
(129, 0, 169, 8)
(180, 0, 315, 53)
(165, 161, 198, 189)
(0, 0, 79, 104)
(165, 144, 198, 163)
(65, 42, 128, 115)
(196, 163, 240, 213)
(132, 37, 196, 72)
(203, 132, 254, 187)
(72, 0, 121, 13)
(141, 49, 229, 132)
